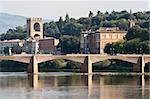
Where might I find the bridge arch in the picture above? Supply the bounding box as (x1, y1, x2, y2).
(90, 56, 139, 64)
(0, 56, 32, 64)
(36, 55, 86, 64)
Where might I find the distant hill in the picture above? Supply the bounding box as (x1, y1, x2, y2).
(0, 13, 26, 34)
(0, 13, 50, 34)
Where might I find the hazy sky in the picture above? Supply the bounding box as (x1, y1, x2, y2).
(0, 0, 149, 21)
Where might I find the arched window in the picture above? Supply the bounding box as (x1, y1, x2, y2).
(34, 23, 40, 31)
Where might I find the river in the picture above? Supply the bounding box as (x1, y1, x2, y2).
(0, 72, 149, 99)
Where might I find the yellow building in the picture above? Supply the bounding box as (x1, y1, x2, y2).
(80, 27, 127, 54)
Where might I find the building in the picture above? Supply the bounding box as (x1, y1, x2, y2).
(128, 20, 136, 28)
(0, 39, 24, 55)
(0, 17, 60, 55)
(23, 39, 39, 54)
(39, 37, 59, 54)
(80, 27, 127, 54)
(27, 17, 43, 40)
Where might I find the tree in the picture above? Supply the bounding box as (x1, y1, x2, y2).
(104, 40, 125, 54)
(140, 21, 149, 29)
(126, 25, 149, 41)
(124, 39, 140, 54)
(116, 19, 129, 30)
(133, 12, 149, 20)
(1, 26, 26, 40)
(138, 41, 150, 54)
(44, 21, 60, 38)
(91, 16, 102, 28)
(57, 16, 65, 33)
(50, 59, 64, 69)
(47, 59, 65, 69)
(62, 22, 82, 36)
(113, 41, 125, 54)
(65, 13, 70, 23)
(96, 11, 101, 16)
(59, 36, 80, 54)
(101, 20, 116, 27)
(66, 61, 80, 69)
(106, 11, 119, 21)
(78, 17, 91, 30)
(88, 11, 94, 18)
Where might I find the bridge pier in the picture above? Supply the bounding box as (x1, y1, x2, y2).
(81, 56, 92, 74)
(28, 56, 38, 74)
(133, 56, 145, 73)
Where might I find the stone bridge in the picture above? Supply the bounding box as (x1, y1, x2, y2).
(0, 54, 150, 74)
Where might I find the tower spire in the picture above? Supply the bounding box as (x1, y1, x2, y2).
(128, 9, 136, 28)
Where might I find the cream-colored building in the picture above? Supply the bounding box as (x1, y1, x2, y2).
(80, 27, 127, 54)
(0, 39, 24, 55)
(27, 17, 43, 40)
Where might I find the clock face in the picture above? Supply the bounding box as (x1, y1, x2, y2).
(34, 22, 40, 31)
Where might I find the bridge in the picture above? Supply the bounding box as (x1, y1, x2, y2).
(0, 54, 150, 74)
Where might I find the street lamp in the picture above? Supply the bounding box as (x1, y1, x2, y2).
(110, 47, 115, 55)
(136, 48, 139, 54)
(136, 47, 143, 55)
(139, 48, 143, 55)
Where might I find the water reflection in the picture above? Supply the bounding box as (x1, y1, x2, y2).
(140, 75, 145, 98)
(28, 74, 39, 90)
(0, 73, 149, 99)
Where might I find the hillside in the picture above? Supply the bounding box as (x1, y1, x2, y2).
(0, 13, 26, 33)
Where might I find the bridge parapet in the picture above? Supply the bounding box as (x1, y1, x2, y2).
(0, 54, 149, 74)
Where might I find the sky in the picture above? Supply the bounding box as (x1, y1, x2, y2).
(0, 0, 149, 21)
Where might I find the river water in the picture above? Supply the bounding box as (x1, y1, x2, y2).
(0, 72, 149, 99)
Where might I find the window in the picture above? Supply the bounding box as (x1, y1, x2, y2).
(116, 34, 118, 39)
(109, 34, 112, 39)
(103, 34, 106, 39)
(96, 33, 100, 41)
(96, 42, 100, 48)
(34, 23, 40, 31)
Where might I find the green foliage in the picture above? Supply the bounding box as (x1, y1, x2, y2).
(124, 39, 140, 54)
(0, 26, 26, 40)
(44, 21, 60, 38)
(133, 12, 149, 20)
(1, 10, 149, 40)
(101, 20, 116, 27)
(40, 59, 65, 70)
(93, 60, 132, 72)
(0, 60, 27, 72)
(93, 60, 111, 70)
(104, 39, 150, 54)
(116, 19, 129, 30)
(66, 61, 80, 69)
(104, 40, 125, 54)
(65, 13, 70, 23)
(138, 41, 150, 54)
(49, 59, 65, 69)
(126, 25, 150, 41)
(59, 35, 80, 54)
(88, 11, 94, 18)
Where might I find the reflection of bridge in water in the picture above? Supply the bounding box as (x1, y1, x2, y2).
(28, 74, 147, 99)
(0, 54, 150, 74)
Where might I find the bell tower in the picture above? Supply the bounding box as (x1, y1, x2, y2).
(27, 17, 43, 40)
(128, 9, 136, 28)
